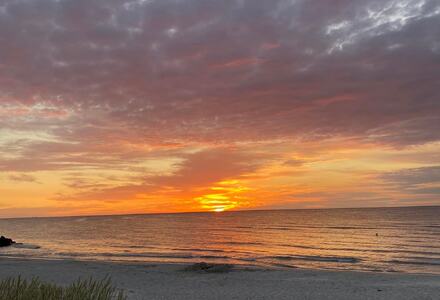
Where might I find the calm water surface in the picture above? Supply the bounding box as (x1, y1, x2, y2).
(1, 206, 440, 274)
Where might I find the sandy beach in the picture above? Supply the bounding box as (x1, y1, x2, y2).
(1, 258, 439, 300)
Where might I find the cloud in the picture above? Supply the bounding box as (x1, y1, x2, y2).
(0, 0, 438, 151)
(283, 158, 307, 167)
(380, 166, 440, 197)
(151, 147, 260, 187)
(57, 147, 264, 202)
(381, 166, 440, 185)
(1, 0, 440, 215)
(7, 173, 38, 183)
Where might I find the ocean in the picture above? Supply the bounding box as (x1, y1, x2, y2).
(1, 206, 439, 274)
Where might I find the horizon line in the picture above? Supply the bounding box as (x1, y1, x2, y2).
(1, 204, 439, 221)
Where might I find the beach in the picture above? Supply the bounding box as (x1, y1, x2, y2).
(1, 258, 439, 300)
(1, 208, 439, 299)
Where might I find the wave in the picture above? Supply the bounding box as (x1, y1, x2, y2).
(239, 257, 257, 262)
(73, 218, 89, 222)
(267, 255, 361, 263)
(270, 263, 298, 269)
(275, 225, 380, 230)
(388, 259, 440, 266)
(278, 244, 319, 250)
(264, 227, 295, 231)
(325, 226, 376, 230)
(278, 244, 440, 257)
(112, 245, 160, 250)
(199, 255, 230, 260)
(221, 241, 265, 246)
(172, 248, 227, 253)
(54, 251, 233, 261)
(12, 243, 41, 249)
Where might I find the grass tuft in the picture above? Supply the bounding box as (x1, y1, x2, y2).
(0, 276, 127, 300)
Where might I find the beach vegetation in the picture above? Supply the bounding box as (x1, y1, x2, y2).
(0, 276, 126, 300)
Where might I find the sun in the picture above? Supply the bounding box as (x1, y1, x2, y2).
(194, 180, 251, 212)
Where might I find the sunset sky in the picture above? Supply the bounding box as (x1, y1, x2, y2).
(1, 0, 440, 217)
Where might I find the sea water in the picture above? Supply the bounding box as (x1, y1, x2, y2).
(1, 206, 439, 274)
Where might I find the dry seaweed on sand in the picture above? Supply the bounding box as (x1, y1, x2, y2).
(184, 262, 234, 273)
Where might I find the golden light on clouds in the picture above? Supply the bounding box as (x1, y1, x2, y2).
(194, 180, 251, 212)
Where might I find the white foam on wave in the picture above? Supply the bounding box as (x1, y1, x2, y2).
(268, 255, 361, 263)
(12, 243, 41, 249)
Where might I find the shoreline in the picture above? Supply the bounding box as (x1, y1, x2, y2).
(3, 250, 440, 276)
(1, 257, 439, 299)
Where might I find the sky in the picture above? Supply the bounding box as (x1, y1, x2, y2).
(0, 0, 440, 217)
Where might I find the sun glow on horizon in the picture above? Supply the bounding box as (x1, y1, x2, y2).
(194, 180, 251, 212)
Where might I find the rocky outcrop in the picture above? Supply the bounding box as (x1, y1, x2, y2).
(0, 236, 15, 247)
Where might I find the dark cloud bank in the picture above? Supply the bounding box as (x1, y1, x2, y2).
(0, 0, 439, 146)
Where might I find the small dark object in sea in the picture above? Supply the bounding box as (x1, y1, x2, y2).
(0, 236, 15, 247)
(184, 262, 233, 273)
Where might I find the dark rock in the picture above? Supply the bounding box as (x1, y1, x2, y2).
(0, 236, 15, 247)
(184, 262, 233, 273)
